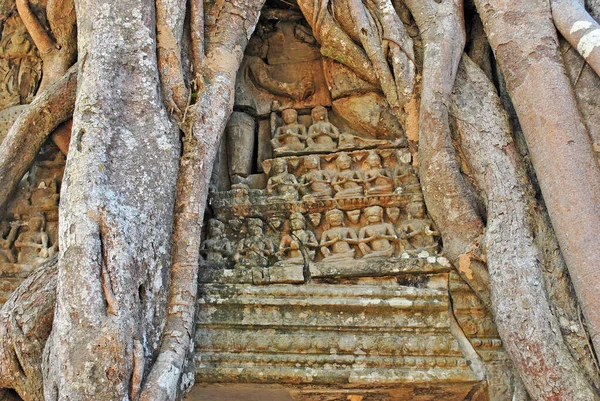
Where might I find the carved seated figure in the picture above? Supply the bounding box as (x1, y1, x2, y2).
(271, 108, 307, 153)
(267, 158, 300, 201)
(234, 218, 277, 268)
(363, 151, 394, 196)
(399, 202, 440, 253)
(332, 152, 364, 199)
(200, 219, 233, 266)
(307, 106, 339, 151)
(358, 206, 398, 259)
(14, 214, 53, 264)
(279, 213, 318, 264)
(300, 155, 332, 200)
(0, 220, 19, 263)
(394, 161, 420, 193)
(320, 209, 358, 261)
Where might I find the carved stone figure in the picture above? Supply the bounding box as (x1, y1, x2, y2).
(346, 209, 361, 224)
(300, 155, 332, 200)
(399, 202, 440, 253)
(14, 214, 53, 264)
(358, 206, 398, 259)
(200, 219, 233, 266)
(320, 209, 358, 261)
(0, 220, 19, 263)
(332, 152, 364, 198)
(307, 106, 339, 151)
(234, 218, 277, 268)
(308, 212, 322, 227)
(279, 213, 318, 264)
(271, 108, 307, 152)
(266, 158, 300, 201)
(363, 151, 394, 196)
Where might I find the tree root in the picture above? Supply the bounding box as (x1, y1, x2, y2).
(0, 64, 77, 216)
(403, 0, 492, 311)
(552, 0, 600, 77)
(451, 54, 599, 401)
(0, 256, 57, 401)
(476, 0, 600, 361)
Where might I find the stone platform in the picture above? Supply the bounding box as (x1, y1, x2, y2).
(194, 279, 485, 400)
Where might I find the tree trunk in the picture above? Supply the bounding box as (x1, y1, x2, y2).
(451, 55, 599, 400)
(475, 0, 600, 358)
(42, 0, 180, 398)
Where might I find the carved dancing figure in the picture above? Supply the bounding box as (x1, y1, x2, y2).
(266, 158, 301, 201)
(307, 106, 339, 151)
(271, 108, 307, 152)
(332, 152, 364, 198)
(279, 213, 318, 264)
(300, 155, 332, 200)
(14, 214, 53, 264)
(234, 218, 277, 268)
(358, 206, 398, 259)
(363, 151, 394, 196)
(200, 219, 233, 266)
(320, 209, 359, 261)
(399, 202, 440, 253)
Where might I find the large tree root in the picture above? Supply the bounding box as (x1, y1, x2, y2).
(451, 55, 599, 401)
(138, 1, 265, 400)
(403, 0, 492, 310)
(475, 0, 600, 359)
(0, 65, 77, 215)
(552, 0, 600, 77)
(0, 256, 57, 401)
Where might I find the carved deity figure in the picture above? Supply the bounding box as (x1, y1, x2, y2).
(363, 151, 394, 196)
(200, 219, 233, 266)
(0, 220, 19, 263)
(399, 202, 440, 253)
(14, 214, 53, 264)
(300, 155, 332, 200)
(394, 161, 420, 193)
(332, 152, 364, 198)
(266, 158, 300, 201)
(320, 209, 358, 261)
(346, 209, 361, 224)
(307, 106, 339, 151)
(234, 218, 277, 268)
(271, 108, 307, 152)
(279, 213, 318, 264)
(358, 206, 398, 259)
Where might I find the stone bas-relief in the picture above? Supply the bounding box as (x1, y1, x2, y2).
(197, 8, 513, 401)
(0, 145, 64, 304)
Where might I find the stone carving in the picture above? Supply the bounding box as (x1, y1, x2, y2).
(271, 108, 308, 152)
(234, 218, 277, 268)
(0, 16, 42, 109)
(332, 152, 364, 198)
(14, 213, 53, 264)
(307, 106, 339, 151)
(266, 158, 300, 201)
(200, 219, 233, 266)
(400, 202, 440, 253)
(279, 212, 318, 264)
(319, 209, 358, 261)
(299, 154, 332, 200)
(363, 151, 394, 196)
(0, 220, 19, 263)
(358, 206, 399, 259)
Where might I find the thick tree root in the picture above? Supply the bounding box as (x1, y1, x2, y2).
(0, 64, 77, 216)
(138, 1, 265, 400)
(475, 0, 600, 361)
(451, 55, 599, 401)
(403, 0, 492, 310)
(0, 256, 57, 401)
